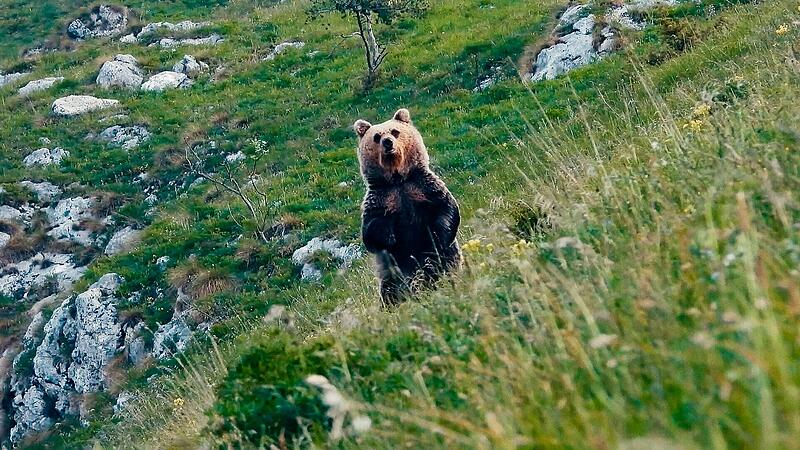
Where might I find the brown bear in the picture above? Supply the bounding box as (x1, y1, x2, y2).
(353, 108, 461, 305)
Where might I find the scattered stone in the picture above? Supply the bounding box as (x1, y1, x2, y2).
(97, 54, 143, 89)
(23, 147, 70, 167)
(172, 54, 209, 75)
(45, 197, 97, 245)
(151, 34, 224, 49)
(104, 226, 142, 255)
(0, 253, 87, 298)
(119, 33, 137, 44)
(0, 231, 10, 249)
(156, 255, 170, 270)
(145, 193, 158, 206)
(18, 77, 65, 97)
(152, 312, 193, 359)
(113, 391, 136, 414)
(291, 237, 362, 282)
(98, 125, 151, 149)
(0, 205, 30, 224)
(264, 41, 305, 61)
(224, 151, 246, 164)
(124, 321, 148, 365)
(141, 71, 192, 91)
(0, 72, 29, 88)
(52, 95, 119, 117)
(137, 20, 212, 37)
(19, 181, 62, 203)
(67, 5, 128, 40)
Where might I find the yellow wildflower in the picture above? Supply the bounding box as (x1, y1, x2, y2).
(682, 119, 704, 132)
(462, 238, 482, 253)
(776, 23, 790, 35)
(485, 243, 495, 253)
(173, 397, 185, 409)
(510, 239, 531, 255)
(692, 103, 711, 117)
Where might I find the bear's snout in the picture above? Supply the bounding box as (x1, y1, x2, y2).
(382, 137, 396, 154)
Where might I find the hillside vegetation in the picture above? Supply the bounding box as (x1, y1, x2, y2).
(1, 0, 799, 448)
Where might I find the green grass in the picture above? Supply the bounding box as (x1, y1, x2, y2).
(2, 0, 800, 447)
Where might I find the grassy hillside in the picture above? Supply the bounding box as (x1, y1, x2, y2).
(1, 0, 799, 448)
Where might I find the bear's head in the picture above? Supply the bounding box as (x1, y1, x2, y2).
(353, 108, 430, 183)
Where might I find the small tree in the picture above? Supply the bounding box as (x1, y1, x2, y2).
(308, 0, 428, 86)
(185, 139, 275, 244)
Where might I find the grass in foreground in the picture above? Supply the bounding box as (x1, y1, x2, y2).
(78, 1, 800, 449)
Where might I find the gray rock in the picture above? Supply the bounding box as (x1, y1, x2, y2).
(264, 41, 305, 61)
(531, 14, 598, 81)
(124, 322, 148, 365)
(98, 124, 150, 149)
(45, 197, 97, 245)
(137, 20, 212, 37)
(9, 274, 124, 442)
(97, 54, 143, 89)
(19, 180, 62, 203)
(172, 54, 209, 74)
(0, 72, 29, 88)
(0, 205, 26, 223)
(9, 386, 53, 442)
(23, 147, 70, 166)
(104, 226, 142, 255)
(224, 151, 246, 164)
(156, 255, 170, 270)
(291, 237, 362, 282)
(52, 95, 119, 117)
(67, 274, 124, 393)
(151, 34, 223, 49)
(0, 231, 10, 250)
(0, 253, 87, 298)
(113, 391, 135, 414)
(119, 33, 137, 44)
(18, 77, 65, 97)
(141, 71, 192, 91)
(152, 313, 193, 359)
(67, 5, 128, 40)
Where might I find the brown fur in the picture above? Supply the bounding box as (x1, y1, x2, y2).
(354, 109, 461, 305)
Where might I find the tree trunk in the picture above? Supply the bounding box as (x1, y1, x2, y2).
(356, 12, 386, 86)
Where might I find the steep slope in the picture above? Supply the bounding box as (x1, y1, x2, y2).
(1, 0, 799, 448)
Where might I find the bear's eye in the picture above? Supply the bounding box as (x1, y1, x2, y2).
(373, 133, 381, 144)
(391, 129, 400, 138)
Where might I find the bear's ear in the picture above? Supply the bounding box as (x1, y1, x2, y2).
(393, 108, 411, 123)
(353, 119, 372, 138)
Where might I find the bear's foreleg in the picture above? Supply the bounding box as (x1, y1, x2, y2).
(362, 213, 396, 253)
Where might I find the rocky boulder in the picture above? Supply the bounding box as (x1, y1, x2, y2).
(137, 20, 212, 37)
(172, 55, 209, 75)
(0, 231, 10, 250)
(98, 125, 151, 149)
(45, 197, 97, 245)
(22, 147, 70, 167)
(264, 41, 305, 61)
(152, 312, 193, 359)
(291, 237, 362, 282)
(19, 181, 62, 203)
(0, 72, 29, 88)
(152, 34, 224, 49)
(529, 2, 677, 81)
(141, 71, 192, 91)
(8, 274, 124, 443)
(104, 226, 142, 255)
(96, 54, 143, 89)
(67, 5, 128, 40)
(52, 95, 119, 117)
(0, 253, 87, 299)
(18, 77, 65, 97)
